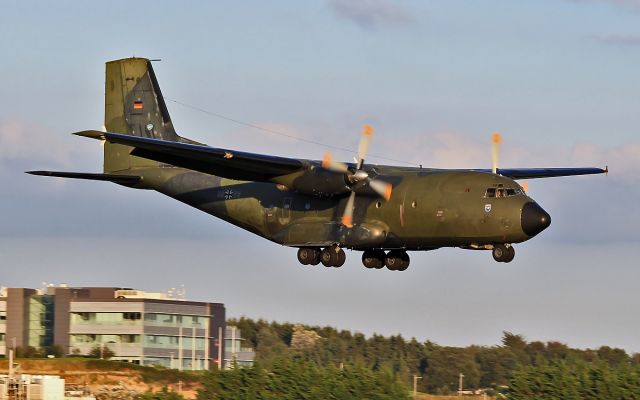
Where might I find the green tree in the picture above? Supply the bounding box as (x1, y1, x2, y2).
(137, 387, 184, 400)
(88, 344, 115, 359)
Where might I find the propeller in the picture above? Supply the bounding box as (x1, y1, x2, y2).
(322, 125, 392, 228)
(491, 132, 528, 193)
(491, 132, 501, 174)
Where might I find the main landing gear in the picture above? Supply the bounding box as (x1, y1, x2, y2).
(296, 247, 410, 270)
(492, 244, 515, 263)
(362, 249, 410, 271)
(297, 246, 345, 268)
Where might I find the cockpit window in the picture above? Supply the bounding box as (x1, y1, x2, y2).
(485, 187, 523, 198)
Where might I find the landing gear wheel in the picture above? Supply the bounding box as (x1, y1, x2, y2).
(492, 244, 515, 263)
(297, 248, 320, 265)
(321, 246, 345, 267)
(362, 250, 385, 269)
(335, 248, 346, 268)
(385, 250, 408, 271)
(398, 252, 410, 271)
(504, 245, 515, 263)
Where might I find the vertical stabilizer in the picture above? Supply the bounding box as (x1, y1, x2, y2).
(103, 57, 181, 172)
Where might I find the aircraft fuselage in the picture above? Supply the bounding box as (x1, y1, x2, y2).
(134, 166, 548, 251)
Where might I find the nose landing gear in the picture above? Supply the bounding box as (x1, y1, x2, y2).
(492, 244, 515, 263)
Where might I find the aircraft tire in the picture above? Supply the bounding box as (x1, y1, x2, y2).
(308, 249, 321, 266)
(335, 248, 346, 268)
(503, 246, 515, 263)
(492, 244, 511, 262)
(362, 250, 383, 269)
(320, 247, 338, 267)
(297, 248, 316, 265)
(398, 252, 410, 271)
(385, 251, 404, 271)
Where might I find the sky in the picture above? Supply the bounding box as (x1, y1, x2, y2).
(1, 0, 639, 352)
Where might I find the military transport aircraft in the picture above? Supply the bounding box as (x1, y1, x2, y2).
(28, 58, 607, 271)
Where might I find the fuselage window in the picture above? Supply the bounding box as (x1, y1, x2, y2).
(485, 187, 522, 198)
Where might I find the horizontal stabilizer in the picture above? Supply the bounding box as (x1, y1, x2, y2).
(26, 171, 142, 185)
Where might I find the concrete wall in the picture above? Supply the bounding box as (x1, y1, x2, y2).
(6, 289, 36, 349)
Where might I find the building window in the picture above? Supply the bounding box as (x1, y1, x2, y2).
(0, 333, 5, 342)
(144, 313, 209, 328)
(70, 334, 140, 344)
(123, 312, 141, 320)
(71, 312, 143, 325)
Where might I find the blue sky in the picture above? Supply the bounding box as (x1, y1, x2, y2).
(1, 1, 639, 352)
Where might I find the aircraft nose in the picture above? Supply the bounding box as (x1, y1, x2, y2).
(521, 202, 551, 237)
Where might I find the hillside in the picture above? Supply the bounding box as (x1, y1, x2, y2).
(0, 359, 202, 398)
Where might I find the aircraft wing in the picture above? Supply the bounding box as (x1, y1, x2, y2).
(493, 167, 608, 179)
(76, 130, 306, 181)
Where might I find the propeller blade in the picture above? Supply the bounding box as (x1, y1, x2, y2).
(491, 132, 501, 174)
(322, 152, 350, 173)
(356, 125, 374, 169)
(369, 179, 393, 201)
(341, 191, 356, 228)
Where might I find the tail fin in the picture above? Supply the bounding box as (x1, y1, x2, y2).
(103, 57, 182, 172)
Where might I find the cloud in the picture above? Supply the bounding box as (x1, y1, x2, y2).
(0, 118, 103, 175)
(0, 119, 73, 167)
(328, 0, 414, 30)
(593, 34, 640, 46)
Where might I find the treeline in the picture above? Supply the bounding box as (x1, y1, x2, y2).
(137, 360, 409, 400)
(228, 317, 640, 395)
(509, 359, 640, 399)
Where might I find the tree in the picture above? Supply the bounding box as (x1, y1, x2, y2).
(88, 344, 115, 359)
(137, 388, 184, 400)
(501, 332, 527, 350)
(597, 346, 629, 366)
(254, 327, 290, 369)
(425, 347, 481, 393)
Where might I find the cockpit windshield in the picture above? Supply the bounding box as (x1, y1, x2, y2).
(484, 187, 524, 198)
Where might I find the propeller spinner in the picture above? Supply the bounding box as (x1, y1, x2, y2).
(322, 125, 392, 228)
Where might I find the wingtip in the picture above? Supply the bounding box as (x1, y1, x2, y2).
(25, 170, 48, 176)
(73, 130, 106, 140)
